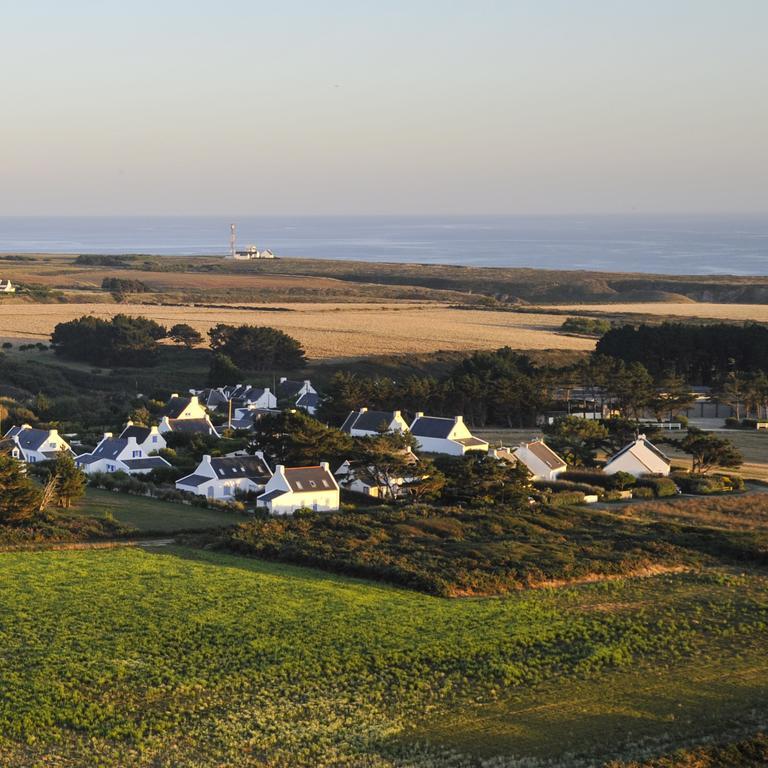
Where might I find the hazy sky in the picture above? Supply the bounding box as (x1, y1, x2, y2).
(1, 1, 766, 215)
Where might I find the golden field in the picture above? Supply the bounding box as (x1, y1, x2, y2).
(0, 302, 594, 360)
(547, 302, 768, 321)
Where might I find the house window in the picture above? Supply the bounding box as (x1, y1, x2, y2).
(132, 450, 141, 458)
(152, 436, 158, 443)
(49, 442, 57, 449)
(29, 456, 36, 463)
(224, 486, 231, 496)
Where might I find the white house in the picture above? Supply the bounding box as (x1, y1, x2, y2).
(118, 421, 167, 453)
(0, 279, 15, 294)
(512, 440, 567, 481)
(603, 435, 671, 477)
(176, 453, 272, 500)
(278, 378, 316, 402)
(340, 408, 410, 437)
(3, 425, 72, 463)
(257, 463, 340, 515)
(76, 433, 171, 475)
(159, 415, 220, 438)
(408, 414, 488, 456)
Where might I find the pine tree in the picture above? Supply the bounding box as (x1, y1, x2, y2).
(0, 454, 42, 523)
(53, 452, 86, 509)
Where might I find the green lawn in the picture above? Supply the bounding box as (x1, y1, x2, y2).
(68, 487, 246, 532)
(0, 547, 765, 767)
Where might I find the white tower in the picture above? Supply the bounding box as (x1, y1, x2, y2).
(229, 223, 236, 259)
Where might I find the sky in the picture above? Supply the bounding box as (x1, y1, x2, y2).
(1, 1, 767, 216)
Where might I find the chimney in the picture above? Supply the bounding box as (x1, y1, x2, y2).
(415, 412, 424, 419)
(170, 393, 179, 399)
(280, 377, 287, 384)
(190, 395, 199, 406)
(125, 420, 133, 427)
(103, 432, 113, 441)
(126, 436, 137, 446)
(304, 380, 311, 387)
(454, 415, 464, 424)
(320, 461, 329, 471)
(359, 406, 368, 413)
(48, 429, 59, 437)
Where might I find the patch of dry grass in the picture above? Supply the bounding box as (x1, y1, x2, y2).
(547, 302, 768, 321)
(0, 301, 595, 360)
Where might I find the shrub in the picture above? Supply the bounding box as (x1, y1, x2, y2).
(631, 486, 654, 500)
(635, 476, 678, 498)
(672, 472, 744, 495)
(547, 491, 586, 507)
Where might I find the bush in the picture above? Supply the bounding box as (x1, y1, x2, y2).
(534, 479, 602, 495)
(672, 472, 744, 495)
(547, 491, 586, 507)
(631, 486, 654, 500)
(635, 476, 678, 498)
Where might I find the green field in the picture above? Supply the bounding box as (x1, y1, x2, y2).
(67, 487, 247, 532)
(0, 547, 765, 767)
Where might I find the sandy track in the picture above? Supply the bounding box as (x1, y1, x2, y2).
(0, 302, 594, 360)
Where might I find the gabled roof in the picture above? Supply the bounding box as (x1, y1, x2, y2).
(520, 440, 566, 470)
(409, 416, 455, 439)
(198, 389, 229, 408)
(284, 466, 337, 493)
(176, 473, 213, 488)
(119, 424, 152, 443)
(89, 438, 128, 460)
(5, 426, 52, 451)
(296, 392, 320, 409)
(258, 488, 288, 502)
(210, 455, 271, 483)
(160, 397, 196, 419)
(277, 379, 305, 398)
(166, 418, 219, 436)
(122, 457, 170, 470)
(341, 409, 399, 434)
(606, 438, 670, 471)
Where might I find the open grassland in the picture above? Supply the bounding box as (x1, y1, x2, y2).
(0, 547, 765, 767)
(546, 302, 768, 322)
(0, 301, 595, 359)
(68, 487, 246, 532)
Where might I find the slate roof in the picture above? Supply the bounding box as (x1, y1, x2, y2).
(198, 389, 229, 408)
(409, 416, 455, 439)
(341, 410, 398, 434)
(5, 426, 50, 451)
(454, 436, 489, 447)
(284, 466, 337, 493)
(296, 392, 320, 409)
(119, 424, 152, 443)
(522, 441, 566, 469)
(210, 456, 272, 483)
(257, 489, 288, 502)
(278, 379, 305, 398)
(166, 418, 219, 436)
(122, 457, 169, 470)
(176, 473, 213, 488)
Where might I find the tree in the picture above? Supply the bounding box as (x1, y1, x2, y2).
(207, 352, 242, 387)
(51, 314, 166, 367)
(349, 431, 421, 501)
(543, 416, 609, 467)
(650, 373, 695, 422)
(441, 453, 530, 506)
(208, 324, 306, 371)
(673, 428, 743, 474)
(52, 452, 86, 509)
(0, 454, 41, 523)
(169, 323, 203, 349)
(249, 411, 353, 467)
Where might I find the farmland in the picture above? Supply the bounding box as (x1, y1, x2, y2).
(0, 301, 594, 360)
(545, 301, 768, 322)
(0, 546, 766, 767)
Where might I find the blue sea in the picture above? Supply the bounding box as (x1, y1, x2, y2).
(1, 215, 767, 275)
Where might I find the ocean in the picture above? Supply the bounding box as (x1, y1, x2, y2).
(1, 214, 767, 275)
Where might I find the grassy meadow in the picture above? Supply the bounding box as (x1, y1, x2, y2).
(0, 546, 766, 767)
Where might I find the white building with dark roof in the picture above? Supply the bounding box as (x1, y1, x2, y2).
(159, 394, 208, 421)
(76, 433, 171, 475)
(277, 378, 316, 402)
(176, 453, 272, 500)
(257, 463, 339, 514)
(3, 425, 73, 463)
(159, 416, 220, 438)
(118, 421, 167, 453)
(603, 435, 671, 477)
(295, 391, 321, 416)
(408, 413, 488, 456)
(340, 408, 409, 437)
(512, 440, 567, 480)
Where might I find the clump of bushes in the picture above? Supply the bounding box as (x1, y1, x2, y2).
(672, 473, 745, 495)
(547, 490, 588, 507)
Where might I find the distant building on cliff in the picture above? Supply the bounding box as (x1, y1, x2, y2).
(226, 223, 276, 260)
